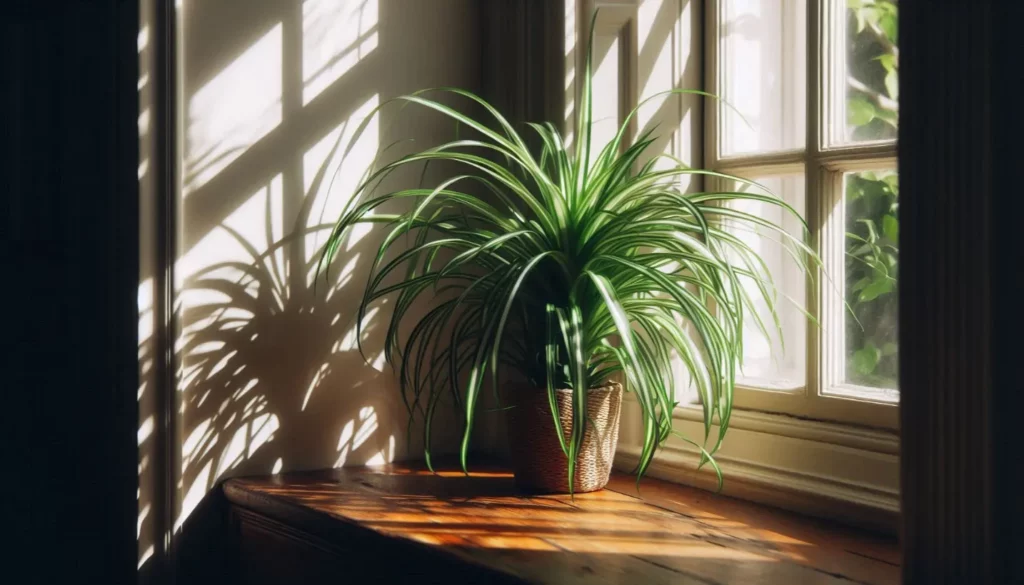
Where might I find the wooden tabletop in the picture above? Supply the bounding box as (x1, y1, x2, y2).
(224, 462, 899, 585)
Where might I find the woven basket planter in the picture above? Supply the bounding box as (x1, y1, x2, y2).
(505, 382, 623, 493)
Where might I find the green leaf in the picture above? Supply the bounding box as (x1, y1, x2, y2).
(876, 54, 897, 74)
(880, 14, 897, 44)
(859, 278, 893, 302)
(885, 70, 899, 101)
(874, 107, 898, 128)
(883, 173, 899, 192)
(853, 343, 880, 376)
(852, 3, 866, 32)
(882, 214, 899, 243)
(850, 243, 873, 256)
(848, 98, 875, 126)
(857, 218, 880, 242)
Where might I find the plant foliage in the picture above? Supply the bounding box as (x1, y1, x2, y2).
(846, 0, 899, 387)
(318, 17, 818, 492)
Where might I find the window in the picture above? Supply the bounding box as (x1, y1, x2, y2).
(577, 0, 900, 520)
(709, 0, 899, 428)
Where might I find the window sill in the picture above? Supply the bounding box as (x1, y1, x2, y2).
(224, 461, 900, 584)
(615, 397, 900, 535)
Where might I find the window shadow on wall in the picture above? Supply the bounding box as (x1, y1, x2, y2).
(137, 1, 480, 580)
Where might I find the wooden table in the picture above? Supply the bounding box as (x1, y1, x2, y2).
(223, 462, 899, 584)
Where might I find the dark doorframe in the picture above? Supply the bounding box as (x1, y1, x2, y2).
(899, 1, 1023, 583)
(4, 1, 141, 583)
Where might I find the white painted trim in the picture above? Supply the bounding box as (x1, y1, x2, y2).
(702, 0, 901, 429)
(562, 0, 903, 531)
(616, 397, 900, 534)
(673, 402, 898, 453)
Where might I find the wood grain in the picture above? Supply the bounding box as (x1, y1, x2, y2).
(224, 462, 899, 584)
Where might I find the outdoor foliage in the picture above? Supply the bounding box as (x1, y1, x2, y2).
(317, 22, 818, 492)
(845, 0, 899, 388)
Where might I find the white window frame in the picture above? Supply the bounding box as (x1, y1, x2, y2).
(570, 0, 900, 530)
(704, 0, 899, 430)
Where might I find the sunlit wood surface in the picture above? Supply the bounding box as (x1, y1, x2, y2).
(224, 462, 899, 584)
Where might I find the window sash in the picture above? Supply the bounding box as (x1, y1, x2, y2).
(706, 0, 898, 430)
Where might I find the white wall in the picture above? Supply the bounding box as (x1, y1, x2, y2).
(137, 1, 481, 568)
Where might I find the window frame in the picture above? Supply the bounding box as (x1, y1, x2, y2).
(570, 0, 900, 528)
(704, 0, 899, 430)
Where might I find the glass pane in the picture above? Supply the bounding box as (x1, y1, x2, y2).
(726, 174, 807, 389)
(844, 170, 898, 390)
(720, 0, 806, 157)
(844, 0, 899, 142)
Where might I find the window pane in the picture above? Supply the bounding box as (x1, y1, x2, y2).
(720, 0, 806, 157)
(844, 170, 898, 390)
(843, 0, 899, 142)
(726, 174, 807, 389)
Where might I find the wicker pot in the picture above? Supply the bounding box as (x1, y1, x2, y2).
(505, 382, 623, 493)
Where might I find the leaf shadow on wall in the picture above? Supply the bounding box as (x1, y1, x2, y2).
(136, 1, 478, 580)
(176, 127, 398, 504)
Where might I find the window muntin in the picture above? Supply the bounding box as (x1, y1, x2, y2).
(710, 0, 900, 427)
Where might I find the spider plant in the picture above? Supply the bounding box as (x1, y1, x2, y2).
(318, 22, 817, 493)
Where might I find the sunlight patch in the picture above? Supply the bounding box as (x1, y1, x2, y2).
(365, 434, 396, 466)
(302, 0, 379, 105)
(352, 406, 378, 451)
(302, 362, 331, 411)
(216, 425, 248, 478)
(182, 418, 212, 459)
(303, 95, 379, 267)
(184, 24, 282, 194)
(335, 419, 356, 467)
(137, 545, 154, 570)
(137, 503, 151, 538)
(248, 413, 279, 457)
(138, 415, 155, 446)
(176, 460, 212, 532)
